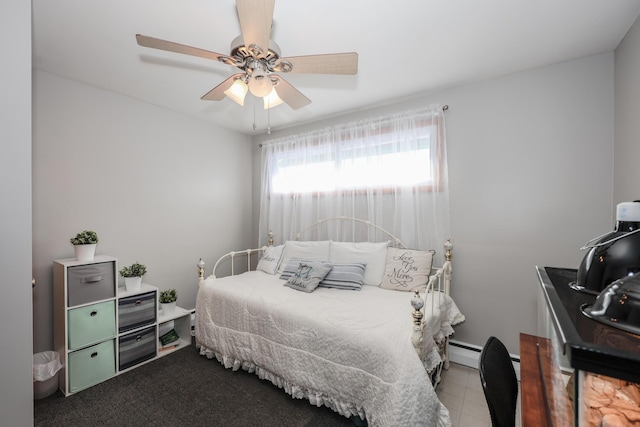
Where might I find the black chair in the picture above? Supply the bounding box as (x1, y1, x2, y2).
(479, 336, 518, 427)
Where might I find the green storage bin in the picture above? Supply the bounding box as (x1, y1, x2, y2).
(68, 339, 116, 393)
(68, 300, 116, 350)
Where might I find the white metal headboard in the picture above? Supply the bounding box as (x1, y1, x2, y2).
(199, 217, 448, 280)
(293, 216, 406, 248)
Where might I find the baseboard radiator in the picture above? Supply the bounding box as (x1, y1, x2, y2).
(449, 339, 521, 381)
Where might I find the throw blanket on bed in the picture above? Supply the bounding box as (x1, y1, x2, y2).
(195, 270, 463, 427)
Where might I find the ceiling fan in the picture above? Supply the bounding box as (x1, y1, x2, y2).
(136, 0, 358, 110)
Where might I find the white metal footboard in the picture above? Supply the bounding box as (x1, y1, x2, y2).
(410, 239, 453, 385)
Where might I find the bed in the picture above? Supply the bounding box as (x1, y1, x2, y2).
(194, 218, 464, 426)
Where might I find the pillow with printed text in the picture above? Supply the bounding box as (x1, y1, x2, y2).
(380, 248, 434, 292)
(256, 245, 285, 275)
(284, 260, 334, 293)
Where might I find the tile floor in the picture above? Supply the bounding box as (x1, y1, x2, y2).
(435, 362, 522, 427)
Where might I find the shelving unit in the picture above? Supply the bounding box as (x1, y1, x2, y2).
(54, 255, 193, 395)
(156, 305, 192, 357)
(54, 256, 118, 396)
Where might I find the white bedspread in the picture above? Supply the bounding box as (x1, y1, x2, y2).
(195, 270, 464, 427)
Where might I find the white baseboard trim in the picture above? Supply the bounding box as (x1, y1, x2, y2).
(449, 339, 521, 381)
(449, 339, 482, 368)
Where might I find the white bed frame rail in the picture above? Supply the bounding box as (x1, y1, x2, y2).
(411, 241, 452, 384)
(196, 219, 453, 383)
(207, 247, 266, 279)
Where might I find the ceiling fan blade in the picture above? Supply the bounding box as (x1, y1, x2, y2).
(136, 34, 226, 62)
(201, 74, 244, 101)
(236, 0, 274, 56)
(272, 76, 311, 110)
(275, 53, 358, 75)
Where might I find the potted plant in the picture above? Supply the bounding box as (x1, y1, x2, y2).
(69, 230, 99, 261)
(159, 289, 177, 315)
(119, 262, 147, 292)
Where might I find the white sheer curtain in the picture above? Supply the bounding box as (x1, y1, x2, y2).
(258, 104, 450, 265)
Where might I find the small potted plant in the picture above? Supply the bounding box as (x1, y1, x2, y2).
(159, 289, 178, 315)
(70, 230, 99, 261)
(119, 262, 147, 292)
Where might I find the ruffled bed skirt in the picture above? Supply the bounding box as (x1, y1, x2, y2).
(198, 344, 367, 420)
(197, 344, 452, 427)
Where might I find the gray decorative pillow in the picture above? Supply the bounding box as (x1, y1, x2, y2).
(279, 257, 317, 280)
(284, 260, 333, 293)
(319, 262, 367, 290)
(380, 248, 434, 292)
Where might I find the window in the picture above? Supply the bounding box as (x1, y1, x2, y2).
(269, 125, 440, 194)
(258, 105, 450, 254)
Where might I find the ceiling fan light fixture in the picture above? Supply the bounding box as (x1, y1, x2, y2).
(224, 78, 248, 106)
(263, 87, 284, 109)
(135, 0, 359, 117)
(248, 69, 273, 98)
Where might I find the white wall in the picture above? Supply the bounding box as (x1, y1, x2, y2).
(30, 49, 620, 360)
(32, 71, 254, 352)
(254, 53, 614, 355)
(445, 54, 613, 354)
(614, 15, 640, 204)
(0, 0, 33, 424)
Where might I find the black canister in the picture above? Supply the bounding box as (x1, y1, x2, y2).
(582, 272, 640, 336)
(571, 201, 640, 295)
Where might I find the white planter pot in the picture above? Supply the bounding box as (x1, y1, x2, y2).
(124, 276, 142, 292)
(161, 302, 176, 316)
(74, 244, 96, 261)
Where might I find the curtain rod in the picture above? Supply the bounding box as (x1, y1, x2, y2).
(258, 104, 449, 148)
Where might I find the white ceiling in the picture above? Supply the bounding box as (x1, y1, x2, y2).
(32, 0, 640, 136)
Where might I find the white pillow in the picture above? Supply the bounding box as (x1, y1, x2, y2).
(380, 248, 434, 292)
(277, 240, 331, 274)
(256, 245, 285, 275)
(329, 241, 390, 286)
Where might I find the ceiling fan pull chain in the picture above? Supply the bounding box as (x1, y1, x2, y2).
(253, 96, 257, 131)
(267, 98, 271, 135)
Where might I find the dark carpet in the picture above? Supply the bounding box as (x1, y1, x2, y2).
(34, 341, 356, 427)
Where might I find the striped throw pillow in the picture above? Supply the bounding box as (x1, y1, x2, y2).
(319, 262, 367, 291)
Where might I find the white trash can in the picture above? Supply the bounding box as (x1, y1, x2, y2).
(33, 351, 62, 399)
